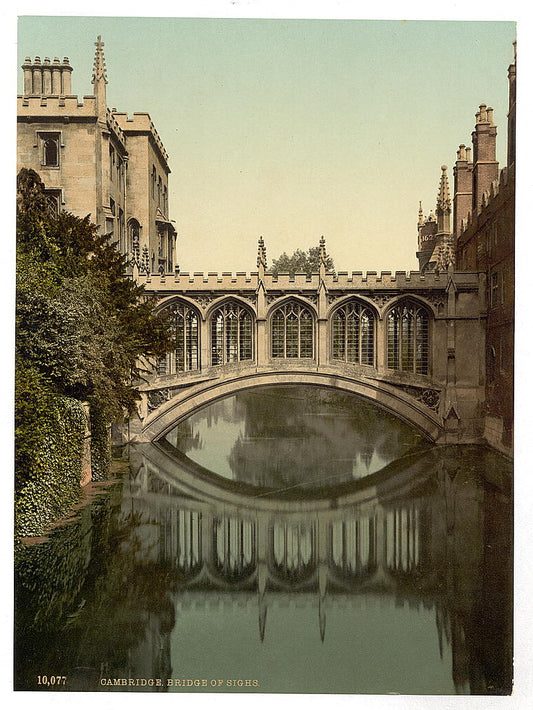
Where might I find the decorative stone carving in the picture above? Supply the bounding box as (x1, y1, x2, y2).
(240, 294, 257, 307)
(192, 294, 216, 309)
(412, 291, 446, 310)
(266, 293, 282, 305)
(147, 386, 182, 414)
(394, 384, 441, 412)
(369, 293, 397, 308)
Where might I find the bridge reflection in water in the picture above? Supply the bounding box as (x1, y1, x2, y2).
(124, 441, 512, 694)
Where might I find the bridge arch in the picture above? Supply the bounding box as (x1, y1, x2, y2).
(141, 369, 443, 443)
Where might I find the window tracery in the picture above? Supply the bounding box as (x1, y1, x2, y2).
(387, 300, 429, 375)
(211, 301, 253, 365)
(271, 300, 314, 359)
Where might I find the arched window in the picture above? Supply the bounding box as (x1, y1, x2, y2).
(387, 300, 429, 375)
(157, 302, 200, 375)
(271, 300, 314, 358)
(41, 134, 59, 166)
(211, 301, 253, 365)
(332, 301, 375, 365)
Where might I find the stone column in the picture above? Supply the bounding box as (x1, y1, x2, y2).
(200, 316, 210, 372)
(256, 272, 267, 366)
(62, 58, 73, 94)
(32, 58, 42, 94)
(375, 315, 387, 372)
(317, 318, 328, 366)
(256, 319, 267, 366)
(22, 58, 33, 95)
(51, 58, 62, 94)
(42, 58, 52, 94)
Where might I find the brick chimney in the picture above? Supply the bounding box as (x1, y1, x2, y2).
(471, 104, 499, 214)
(453, 144, 473, 237)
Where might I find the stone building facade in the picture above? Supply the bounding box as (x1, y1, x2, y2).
(17, 36, 176, 274)
(453, 46, 516, 452)
(417, 44, 515, 453)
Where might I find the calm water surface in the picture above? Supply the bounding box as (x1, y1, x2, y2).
(14, 386, 513, 694)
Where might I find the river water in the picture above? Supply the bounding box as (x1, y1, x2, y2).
(14, 385, 513, 694)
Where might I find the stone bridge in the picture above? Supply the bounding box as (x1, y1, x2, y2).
(127, 240, 486, 445)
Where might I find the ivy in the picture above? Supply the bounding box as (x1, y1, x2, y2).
(15, 168, 174, 540)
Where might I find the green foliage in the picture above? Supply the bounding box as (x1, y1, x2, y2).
(15, 167, 174, 537)
(14, 374, 86, 540)
(270, 246, 335, 277)
(16, 169, 173, 420)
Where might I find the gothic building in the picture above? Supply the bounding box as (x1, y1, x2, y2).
(416, 165, 453, 273)
(419, 44, 516, 452)
(17, 36, 176, 274)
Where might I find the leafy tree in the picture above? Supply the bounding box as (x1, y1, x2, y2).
(270, 246, 335, 277)
(16, 168, 173, 421)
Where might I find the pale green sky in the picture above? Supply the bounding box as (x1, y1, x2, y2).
(17, 16, 516, 273)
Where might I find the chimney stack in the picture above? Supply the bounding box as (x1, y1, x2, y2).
(471, 104, 499, 213)
(453, 144, 473, 238)
(21, 55, 73, 96)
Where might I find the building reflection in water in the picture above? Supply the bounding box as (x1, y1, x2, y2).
(165, 386, 430, 487)
(123, 441, 512, 694)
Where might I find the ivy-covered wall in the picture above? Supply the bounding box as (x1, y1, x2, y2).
(15, 395, 86, 541)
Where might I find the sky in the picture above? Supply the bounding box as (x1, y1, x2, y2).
(16, 14, 516, 274)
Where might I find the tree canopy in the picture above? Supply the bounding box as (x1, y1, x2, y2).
(16, 168, 173, 420)
(270, 246, 335, 277)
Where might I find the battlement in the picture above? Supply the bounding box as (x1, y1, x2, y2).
(459, 166, 513, 237)
(136, 269, 479, 292)
(106, 109, 126, 144)
(17, 94, 98, 118)
(113, 111, 169, 164)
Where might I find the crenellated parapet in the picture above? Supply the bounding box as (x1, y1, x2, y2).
(113, 111, 170, 168)
(17, 93, 99, 117)
(458, 165, 513, 238)
(137, 267, 475, 295)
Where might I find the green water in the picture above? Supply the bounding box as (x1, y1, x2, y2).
(14, 386, 513, 694)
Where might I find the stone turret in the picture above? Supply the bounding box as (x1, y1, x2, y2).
(21, 55, 73, 96)
(417, 167, 454, 273)
(436, 165, 451, 237)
